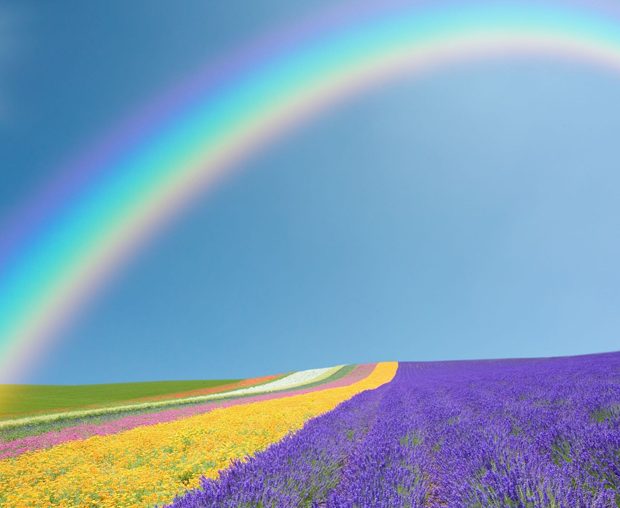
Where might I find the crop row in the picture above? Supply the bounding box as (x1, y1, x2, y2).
(199, 365, 343, 400)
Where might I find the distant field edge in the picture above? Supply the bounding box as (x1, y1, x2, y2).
(0, 365, 350, 428)
(0, 379, 240, 421)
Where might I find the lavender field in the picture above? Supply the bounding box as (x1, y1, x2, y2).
(171, 352, 620, 507)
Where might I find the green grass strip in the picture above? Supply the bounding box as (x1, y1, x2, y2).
(0, 379, 238, 420)
(0, 365, 356, 441)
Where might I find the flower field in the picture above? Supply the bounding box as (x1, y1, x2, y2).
(0, 354, 618, 507)
(0, 363, 395, 506)
(0, 364, 364, 458)
(0, 365, 342, 431)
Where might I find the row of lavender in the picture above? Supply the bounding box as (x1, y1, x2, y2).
(169, 352, 620, 507)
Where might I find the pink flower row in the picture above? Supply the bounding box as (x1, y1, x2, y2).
(0, 364, 374, 460)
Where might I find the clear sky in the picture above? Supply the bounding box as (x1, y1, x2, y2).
(2, 0, 620, 384)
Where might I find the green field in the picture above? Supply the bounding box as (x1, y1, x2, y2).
(0, 379, 238, 420)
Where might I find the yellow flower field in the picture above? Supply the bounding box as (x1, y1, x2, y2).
(0, 362, 396, 507)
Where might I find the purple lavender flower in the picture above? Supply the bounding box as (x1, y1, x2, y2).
(168, 352, 620, 507)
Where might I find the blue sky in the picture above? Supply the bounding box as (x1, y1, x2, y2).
(2, 0, 620, 384)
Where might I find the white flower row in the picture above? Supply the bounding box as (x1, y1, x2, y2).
(203, 365, 342, 400)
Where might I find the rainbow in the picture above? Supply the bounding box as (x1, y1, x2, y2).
(2, 0, 620, 382)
